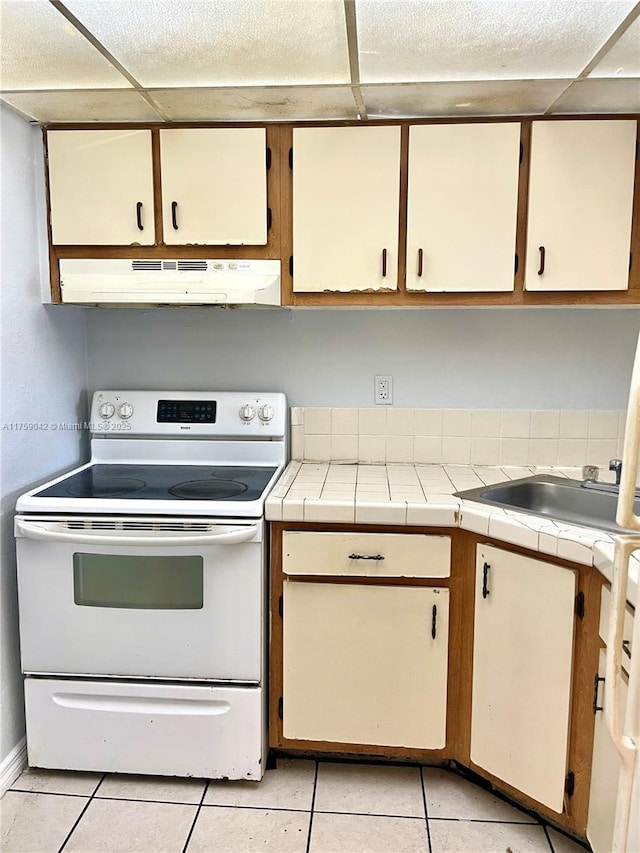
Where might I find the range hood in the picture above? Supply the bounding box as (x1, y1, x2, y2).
(58, 259, 281, 306)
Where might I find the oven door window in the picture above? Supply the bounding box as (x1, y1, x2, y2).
(73, 553, 203, 609)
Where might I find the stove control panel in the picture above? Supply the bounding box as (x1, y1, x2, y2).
(90, 391, 287, 438)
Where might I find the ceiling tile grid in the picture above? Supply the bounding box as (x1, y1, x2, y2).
(0, 0, 638, 122)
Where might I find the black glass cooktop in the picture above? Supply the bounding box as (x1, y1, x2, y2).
(35, 464, 277, 502)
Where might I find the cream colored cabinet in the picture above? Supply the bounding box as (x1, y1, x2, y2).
(47, 130, 155, 246)
(471, 544, 576, 812)
(292, 126, 401, 292)
(406, 123, 521, 293)
(525, 120, 637, 292)
(283, 581, 449, 748)
(587, 649, 629, 853)
(159, 128, 268, 246)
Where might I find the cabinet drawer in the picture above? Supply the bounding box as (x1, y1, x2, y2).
(24, 678, 264, 780)
(282, 531, 450, 578)
(599, 584, 634, 673)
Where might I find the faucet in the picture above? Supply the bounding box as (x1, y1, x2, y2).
(609, 458, 623, 487)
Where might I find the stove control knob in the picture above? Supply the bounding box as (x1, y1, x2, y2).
(118, 402, 134, 420)
(258, 404, 274, 422)
(239, 404, 256, 422)
(99, 402, 115, 419)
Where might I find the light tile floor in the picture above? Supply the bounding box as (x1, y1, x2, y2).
(1, 760, 589, 853)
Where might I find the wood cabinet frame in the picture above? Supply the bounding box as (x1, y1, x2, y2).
(269, 522, 606, 841)
(43, 115, 639, 305)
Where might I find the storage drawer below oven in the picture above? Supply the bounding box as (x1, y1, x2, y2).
(24, 678, 265, 780)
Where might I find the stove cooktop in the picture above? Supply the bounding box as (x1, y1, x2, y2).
(34, 464, 278, 503)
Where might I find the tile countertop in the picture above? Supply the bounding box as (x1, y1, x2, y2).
(265, 462, 639, 607)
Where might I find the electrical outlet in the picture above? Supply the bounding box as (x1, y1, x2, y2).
(374, 375, 393, 406)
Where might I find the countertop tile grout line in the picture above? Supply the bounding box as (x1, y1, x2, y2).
(57, 772, 105, 853)
(420, 767, 433, 853)
(305, 760, 319, 853)
(181, 779, 210, 853)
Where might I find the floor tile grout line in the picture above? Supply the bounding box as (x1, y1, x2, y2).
(57, 772, 105, 853)
(420, 768, 433, 853)
(427, 816, 542, 825)
(543, 823, 557, 852)
(9, 788, 96, 799)
(181, 779, 210, 853)
(305, 760, 319, 853)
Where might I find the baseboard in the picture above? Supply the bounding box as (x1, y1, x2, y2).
(0, 738, 27, 796)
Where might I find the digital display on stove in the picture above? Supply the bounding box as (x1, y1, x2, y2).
(157, 400, 217, 423)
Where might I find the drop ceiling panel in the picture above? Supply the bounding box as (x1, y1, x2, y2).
(362, 80, 570, 118)
(150, 86, 358, 121)
(356, 0, 638, 83)
(551, 79, 640, 113)
(0, 90, 162, 123)
(62, 0, 351, 87)
(589, 15, 640, 77)
(0, 0, 130, 90)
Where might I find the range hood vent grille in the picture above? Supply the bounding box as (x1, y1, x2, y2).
(132, 260, 162, 272)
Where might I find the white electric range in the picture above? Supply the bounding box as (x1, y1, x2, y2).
(15, 390, 287, 781)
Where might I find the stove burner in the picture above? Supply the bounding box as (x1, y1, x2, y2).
(66, 477, 147, 498)
(169, 479, 248, 500)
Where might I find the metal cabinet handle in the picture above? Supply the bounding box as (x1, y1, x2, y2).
(623, 639, 632, 659)
(417, 248, 423, 278)
(593, 674, 605, 714)
(538, 246, 546, 275)
(136, 202, 144, 231)
(482, 561, 490, 599)
(431, 604, 437, 639)
(382, 249, 387, 278)
(171, 201, 179, 230)
(348, 553, 385, 561)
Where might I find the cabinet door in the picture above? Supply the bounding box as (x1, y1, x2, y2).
(471, 545, 576, 812)
(160, 128, 267, 246)
(47, 130, 154, 246)
(525, 120, 636, 292)
(406, 123, 520, 293)
(292, 126, 401, 292)
(283, 581, 448, 748)
(587, 649, 629, 853)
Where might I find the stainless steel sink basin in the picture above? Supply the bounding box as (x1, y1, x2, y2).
(454, 474, 640, 534)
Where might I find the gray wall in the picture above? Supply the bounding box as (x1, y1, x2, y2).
(86, 306, 640, 410)
(0, 105, 88, 765)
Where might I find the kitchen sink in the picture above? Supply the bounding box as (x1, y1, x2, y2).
(454, 474, 640, 534)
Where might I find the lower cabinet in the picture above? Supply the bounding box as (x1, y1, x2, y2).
(587, 649, 629, 853)
(283, 580, 449, 749)
(471, 544, 577, 813)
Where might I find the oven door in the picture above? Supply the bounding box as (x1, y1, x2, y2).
(15, 516, 264, 681)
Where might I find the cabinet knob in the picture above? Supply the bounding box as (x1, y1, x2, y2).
(136, 202, 144, 231)
(171, 201, 179, 231)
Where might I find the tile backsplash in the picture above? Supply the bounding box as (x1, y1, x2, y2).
(290, 408, 626, 468)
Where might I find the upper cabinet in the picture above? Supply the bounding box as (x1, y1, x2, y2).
(159, 128, 268, 246)
(406, 123, 521, 293)
(44, 118, 639, 304)
(292, 126, 401, 293)
(525, 120, 637, 292)
(47, 129, 155, 246)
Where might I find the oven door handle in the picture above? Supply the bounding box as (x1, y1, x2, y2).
(15, 519, 259, 546)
